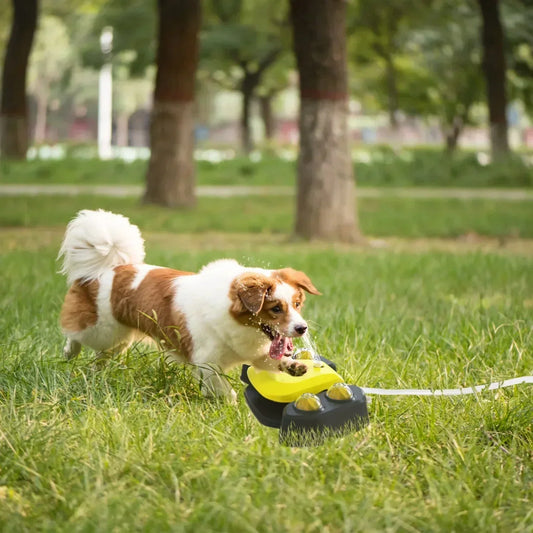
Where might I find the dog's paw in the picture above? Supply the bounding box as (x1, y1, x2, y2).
(63, 339, 81, 360)
(280, 359, 308, 377)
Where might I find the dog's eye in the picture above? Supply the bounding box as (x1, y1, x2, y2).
(271, 305, 282, 313)
(294, 302, 301, 309)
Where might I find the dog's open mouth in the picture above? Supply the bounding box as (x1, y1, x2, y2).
(261, 324, 294, 360)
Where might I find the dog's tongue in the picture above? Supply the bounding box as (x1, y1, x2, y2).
(269, 334, 294, 360)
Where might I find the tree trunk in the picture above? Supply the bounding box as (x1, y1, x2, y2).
(240, 75, 255, 155)
(290, 0, 361, 243)
(259, 94, 275, 142)
(0, 0, 38, 159)
(144, 0, 201, 207)
(478, 0, 509, 157)
(444, 125, 461, 153)
(238, 50, 280, 155)
(442, 115, 464, 154)
(445, 131, 460, 154)
(144, 102, 195, 206)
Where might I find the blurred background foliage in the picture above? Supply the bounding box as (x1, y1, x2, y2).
(1, 0, 533, 185)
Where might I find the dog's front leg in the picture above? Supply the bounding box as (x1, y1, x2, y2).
(193, 364, 238, 403)
(252, 355, 308, 377)
(63, 338, 81, 360)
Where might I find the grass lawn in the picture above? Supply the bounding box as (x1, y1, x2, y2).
(0, 203, 532, 531)
(1, 193, 533, 239)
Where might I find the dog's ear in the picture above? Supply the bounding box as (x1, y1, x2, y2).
(274, 268, 321, 295)
(231, 273, 274, 314)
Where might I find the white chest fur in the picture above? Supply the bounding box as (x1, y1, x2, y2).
(173, 260, 271, 369)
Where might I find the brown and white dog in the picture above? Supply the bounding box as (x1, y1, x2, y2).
(58, 209, 320, 400)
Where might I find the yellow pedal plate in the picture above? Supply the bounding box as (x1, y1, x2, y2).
(247, 360, 344, 403)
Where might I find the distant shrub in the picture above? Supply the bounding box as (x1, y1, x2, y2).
(1, 146, 531, 188)
(354, 147, 533, 187)
(196, 154, 297, 185)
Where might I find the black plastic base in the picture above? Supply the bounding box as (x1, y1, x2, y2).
(243, 382, 286, 428)
(240, 360, 369, 446)
(279, 385, 368, 446)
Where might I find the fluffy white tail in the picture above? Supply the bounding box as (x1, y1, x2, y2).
(58, 209, 145, 285)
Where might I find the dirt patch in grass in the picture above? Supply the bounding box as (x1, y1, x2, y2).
(2, 227, 533, 256)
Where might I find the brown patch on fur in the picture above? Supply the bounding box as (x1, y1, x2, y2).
(229, 272, 302, 336)
(273, 268, 321, 295)
(229, 272, 275, 316)
(60, 279, 100, 332)
(255, 301, 291, 334)
(110, 265, 195, 360)
(292, 288, 305, 310)
(229, 268, 319, 331)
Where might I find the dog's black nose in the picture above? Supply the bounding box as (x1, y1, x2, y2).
(295, 324, 307, 335)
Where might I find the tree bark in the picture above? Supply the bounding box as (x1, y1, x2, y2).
(259, 94, 275, 142)
(240, 74, 256, 155)
(444, 120, 462, 154)
(0, 0, 38, 159)
(290, 0, 361, 243)
(238, 49, 280, 155)
(144, 101, 195, 206)
(478, 0, 509, 157)
(144, 0, 201, 207)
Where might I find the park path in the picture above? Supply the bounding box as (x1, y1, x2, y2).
(0, 184, 532, 200)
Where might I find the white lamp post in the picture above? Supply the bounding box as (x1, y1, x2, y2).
(98, 27, 113, 160)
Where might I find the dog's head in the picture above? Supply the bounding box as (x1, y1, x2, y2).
(229, 268, 321, 359)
